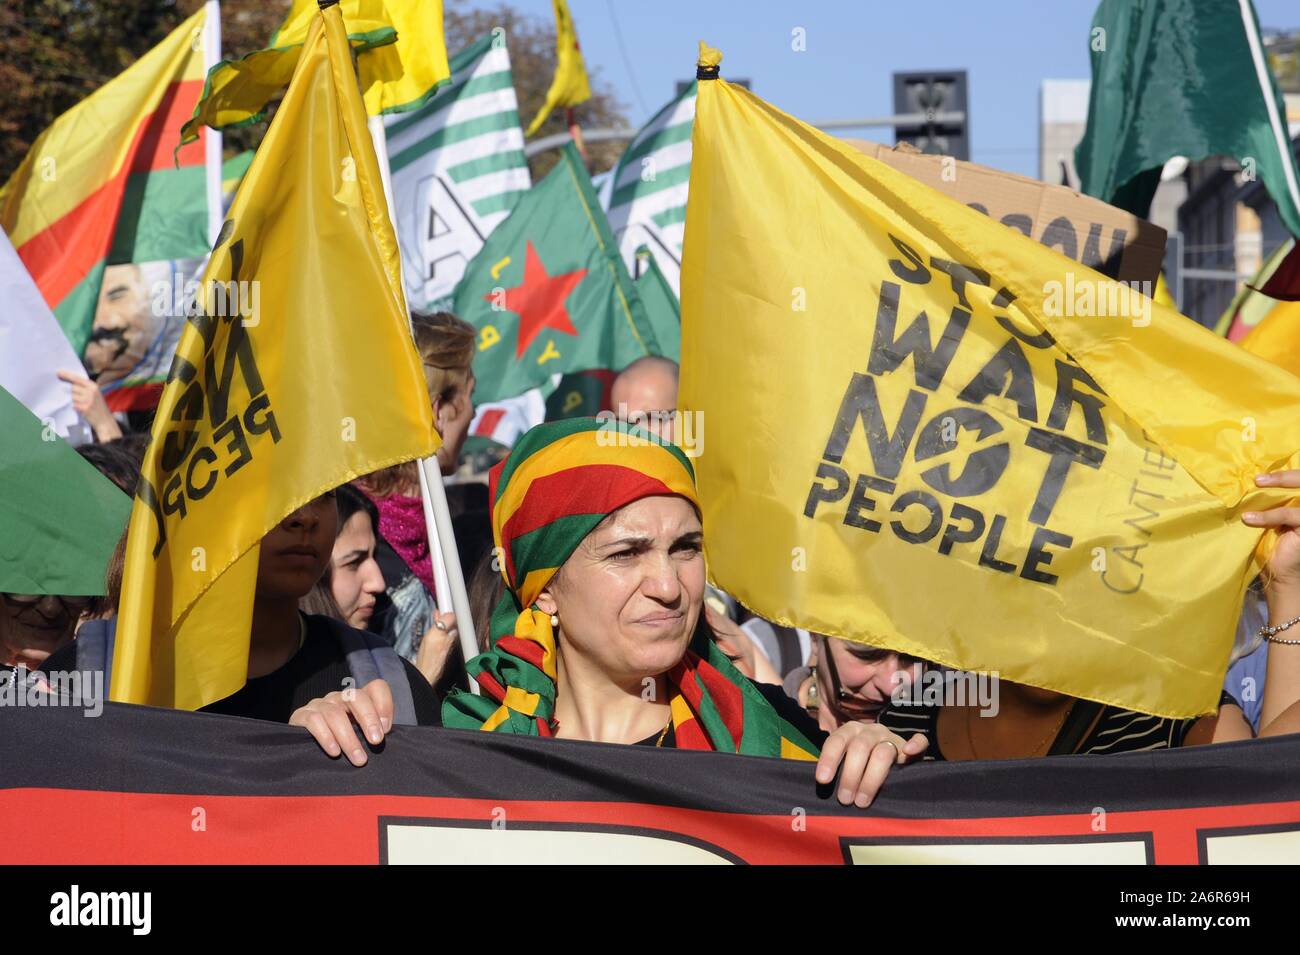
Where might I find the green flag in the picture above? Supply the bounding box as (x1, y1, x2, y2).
(454, 143, 660, 403)
(545, 369, 616, 421)
(1075, 0, 1300, 236)
(0, 386, 131, 595)
(634, 245, 681, 362)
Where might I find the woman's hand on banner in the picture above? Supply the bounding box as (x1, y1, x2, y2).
(815, 721, 927, 808)
(1245, 470, 1300, 589)
(289, 678, 395, 766)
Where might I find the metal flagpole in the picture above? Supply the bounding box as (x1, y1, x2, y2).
(366, 111, 479, 692)
(203, 1, 224, 247)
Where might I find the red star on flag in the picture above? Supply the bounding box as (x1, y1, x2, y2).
(487, 241, 587, 357)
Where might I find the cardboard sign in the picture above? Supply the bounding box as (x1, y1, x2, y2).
(847, 140, 1167, 288)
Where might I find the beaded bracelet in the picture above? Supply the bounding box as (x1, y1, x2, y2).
(1258, 614, 1300, 644)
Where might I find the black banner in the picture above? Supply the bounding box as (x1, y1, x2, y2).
(2, 702, 1298, 864)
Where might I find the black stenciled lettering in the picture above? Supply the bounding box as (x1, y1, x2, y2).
(843, 474, 897, 532)
(1020, 526, 1073, 585)
(978, 514, 1017, 573)
(1047, 360, 1108, 445)
(213, 414, 253, 478)
(804, 462, 850, 518)
(930, 257, 990, 310)
(956, 337, 1039, 423)
(136, 473, 168, 559)
(204, 319, 265, 428)
(185, 446, 219, 500)
(1024, 427, 1106, 525)
(888, 234, 931, 284)
(159, 423, 199, 475)
(889, 490, 943, 544)
(914, 407, 1010, 497)
(158, 377, 206, 474)
(161, 472, 186, 521)
(821, 372, 927, 479)
(244, 393, 282, 443)
(994, 313, 1055, 350)
(868, 282, 971, 391)
(938, 502, 986, 556)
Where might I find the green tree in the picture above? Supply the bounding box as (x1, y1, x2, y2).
(0, 0, 290, 183)
(1, 0, 628, 184)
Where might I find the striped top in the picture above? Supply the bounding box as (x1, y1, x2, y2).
(878, 693, 1232, 759)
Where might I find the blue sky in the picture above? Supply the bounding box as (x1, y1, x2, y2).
(497, 0, 1300, 179)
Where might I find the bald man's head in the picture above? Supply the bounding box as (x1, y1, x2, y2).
(610, 356, 679, 441)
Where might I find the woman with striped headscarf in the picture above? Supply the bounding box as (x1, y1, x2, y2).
(297, 418, 929, 808)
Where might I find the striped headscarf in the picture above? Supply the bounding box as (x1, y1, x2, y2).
(442, 417, 819, 759)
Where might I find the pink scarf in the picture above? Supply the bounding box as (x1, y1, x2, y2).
(368, 492, 435, 596)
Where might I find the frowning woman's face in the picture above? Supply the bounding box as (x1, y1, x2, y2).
(538, 496, 705, 687)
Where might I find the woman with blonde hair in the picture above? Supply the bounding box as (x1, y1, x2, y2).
(357, 311, 475, 669)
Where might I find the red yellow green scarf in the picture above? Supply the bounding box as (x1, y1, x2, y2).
(441, 417, 819, 759)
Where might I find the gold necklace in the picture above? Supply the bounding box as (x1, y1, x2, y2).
(654, 715, 672, 748)
(963, 699, 1075, 760)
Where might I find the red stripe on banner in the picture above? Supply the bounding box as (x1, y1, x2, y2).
(473, 408, 507, 437)
(16, 79, 205, 309)
(500, 464, 676, 545)
(3, 789, 1298, 864)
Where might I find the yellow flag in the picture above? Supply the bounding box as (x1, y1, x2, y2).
(180, 0, 449, 144)
(524, 0, 592, 137)
(1241, 299, 1300, 379)
(113, 2, 438, 710)
(679, 51, 1300, 719)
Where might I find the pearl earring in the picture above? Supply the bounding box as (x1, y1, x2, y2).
(550, 614, 559, 627)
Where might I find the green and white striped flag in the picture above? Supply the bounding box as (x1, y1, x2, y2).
(603, 81, 696, 258)
(384, 33, 531, 307)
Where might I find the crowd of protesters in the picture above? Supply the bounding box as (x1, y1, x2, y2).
(4, 308, 1300, 810)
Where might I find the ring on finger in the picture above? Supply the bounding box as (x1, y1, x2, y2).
(874, 738, 900, 760)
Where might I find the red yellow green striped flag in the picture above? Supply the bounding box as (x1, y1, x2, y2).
(0, 5, 219, 355)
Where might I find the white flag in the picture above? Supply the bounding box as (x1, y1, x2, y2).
(0, 228, 89, 442)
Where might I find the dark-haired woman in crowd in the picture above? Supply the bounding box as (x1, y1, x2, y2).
(301, 483, 460, 688)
